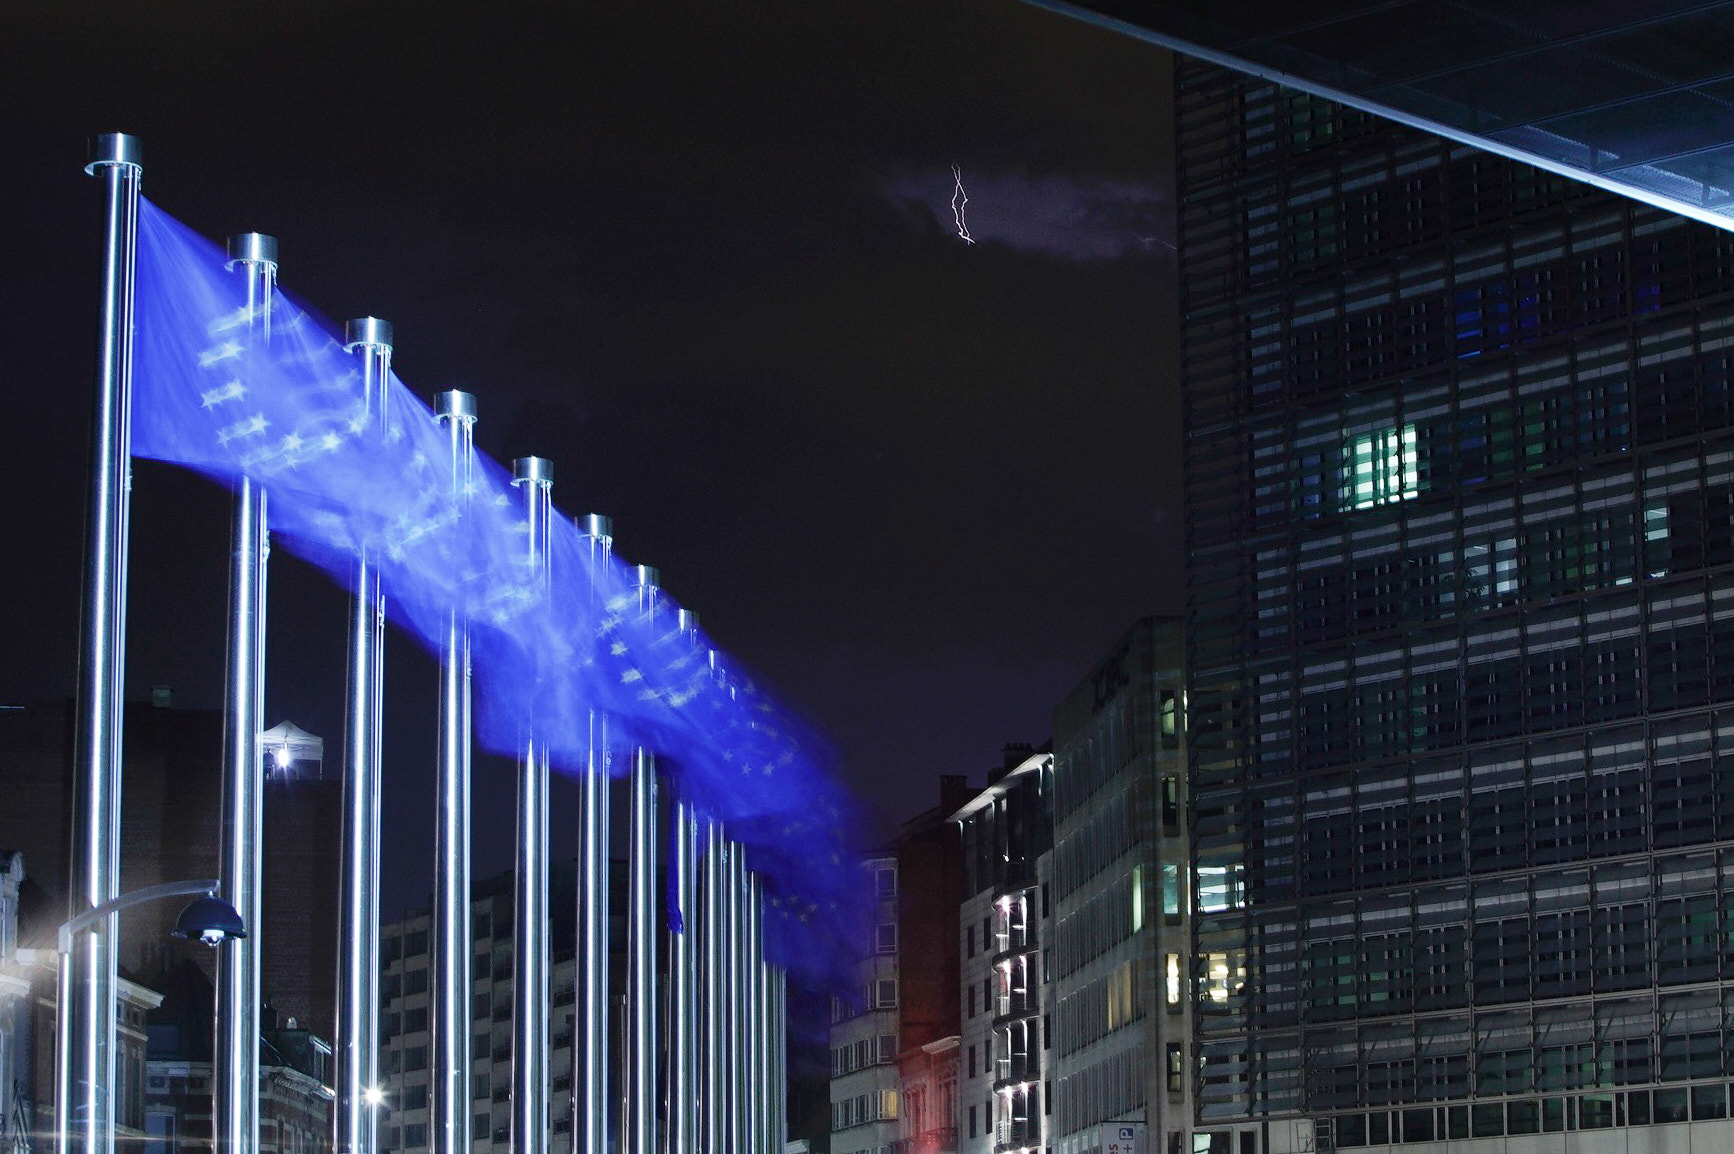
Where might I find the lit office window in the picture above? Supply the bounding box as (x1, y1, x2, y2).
(1197, 863, 1244, 912)
(1343, 424, 1418, 509)
(1162, 864, 1184, 922)
(1165, 953, 1183, 1008)
(1202, 951, 1246, 1002)
(1106, 961, 1137, 1030)
(1645, 502, 1669, 577)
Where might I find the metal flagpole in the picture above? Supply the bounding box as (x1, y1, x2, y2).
(726, 846, 744, 1154)
(511, 457, 554, 1154)
(773, 966, 787, 1152)
(431, 390, 477, 1154)
(669, 798, 696, 1154)
(701, 820, 724, 1154)
(65, 130, 141, 1154)
(743, 853, 757, 1152)
(669, 609, 701, 1154)
(575, 513, 612, 1154)
(742, 861, 757, 1154)
(627, 565, 661, 1154)
(214, 230, 276, 1154)
(335, 316, 392, 1154)
(749, 875, 766, 1154)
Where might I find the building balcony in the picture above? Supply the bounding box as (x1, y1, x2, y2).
(891, 1126, 959, 1154)
(995, 859, 1037, 892)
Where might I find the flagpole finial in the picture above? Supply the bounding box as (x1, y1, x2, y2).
(512, 456, 553, 488)
(85, 133, 142, 175)
(435, 390, 477, 424)
(225, 233, 278, 271)
(343, 316, 394, 352)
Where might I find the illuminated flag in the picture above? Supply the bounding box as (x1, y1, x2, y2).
(131, 198, 863, 978)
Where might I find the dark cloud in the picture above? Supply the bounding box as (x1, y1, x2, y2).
(885, 166, 1170, 259)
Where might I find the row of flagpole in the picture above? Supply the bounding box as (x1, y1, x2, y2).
(64, 131, 789, 1154)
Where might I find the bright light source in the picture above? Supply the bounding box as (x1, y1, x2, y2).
(273, 745, 293, 770)
(363, 1086, 385, 1108)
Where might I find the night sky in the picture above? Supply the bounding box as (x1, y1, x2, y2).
(1, 2, 1179, 918)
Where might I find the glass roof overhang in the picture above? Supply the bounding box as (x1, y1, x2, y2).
(1020, 0, 1734, 231)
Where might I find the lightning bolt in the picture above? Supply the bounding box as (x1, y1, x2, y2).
(951, 164, 975, 245)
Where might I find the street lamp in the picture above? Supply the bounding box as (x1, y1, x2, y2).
(52, 879, 244, 955)
(43, 878, 247, 1154)
(172, 895, 248, 947)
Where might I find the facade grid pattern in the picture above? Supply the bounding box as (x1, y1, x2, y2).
(1049, 620, 1190, 1154)
(1177, 54, 1734, 1153)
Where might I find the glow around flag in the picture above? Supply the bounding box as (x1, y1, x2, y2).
(131, 198, 866, 978)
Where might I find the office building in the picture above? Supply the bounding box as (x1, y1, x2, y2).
(1047, 619, 1189, 1154)
(259, 720, 341, 1044)
(376, 861, 612, 1154)
(831, 846, 904, 1154)
(953, 744, 1054, 1154)
(1176, 53, 1734, 1153)
(830, 776, 970, 1154)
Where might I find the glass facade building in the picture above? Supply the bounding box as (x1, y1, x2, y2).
(1049, 619, 1190, 1154)
(1178, 54, 1734, 1153)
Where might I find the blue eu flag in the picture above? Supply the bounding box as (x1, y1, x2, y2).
(130, 198, 864, 980)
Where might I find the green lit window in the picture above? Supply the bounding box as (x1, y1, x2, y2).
(1343, 424, 1419, 509)
(1131, 864, 1145, 933)
(1162, 863, 1184, 922)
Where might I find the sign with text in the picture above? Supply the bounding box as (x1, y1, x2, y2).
(1101, 1122, 1146, 1154)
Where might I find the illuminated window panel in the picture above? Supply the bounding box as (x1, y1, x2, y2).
(1343, 424, 1419, 509)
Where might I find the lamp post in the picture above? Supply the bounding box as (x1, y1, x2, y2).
(45, 881, 247, 1154)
